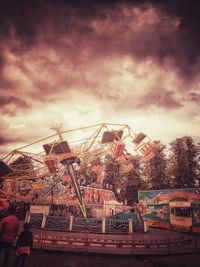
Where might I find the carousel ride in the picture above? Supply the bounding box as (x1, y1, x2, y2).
(0, 123, 155, 223)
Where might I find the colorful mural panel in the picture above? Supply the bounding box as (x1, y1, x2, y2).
(138, 188, 200, 232)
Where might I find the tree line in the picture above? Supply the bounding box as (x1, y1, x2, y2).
(103, 136, 200, 204)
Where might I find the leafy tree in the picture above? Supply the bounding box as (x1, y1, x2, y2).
(169, 136, 200, 188)
(104, 155, 121, 195)
(124, 156, 143, 204)
(77, 163, 97, 185)
(143, 141, 169, 190)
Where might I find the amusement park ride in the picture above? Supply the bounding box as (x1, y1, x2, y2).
(1, 123, 200, 255)
(0, 123, 155, 218)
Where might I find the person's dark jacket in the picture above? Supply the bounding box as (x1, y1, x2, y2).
(16, 229, 33, 250)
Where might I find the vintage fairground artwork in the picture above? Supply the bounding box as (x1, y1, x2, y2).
(138, 188, 200, 232)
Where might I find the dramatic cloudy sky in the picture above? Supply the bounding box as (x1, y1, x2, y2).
(0, 0, 200, 157)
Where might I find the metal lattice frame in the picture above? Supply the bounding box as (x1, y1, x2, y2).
(1, 123, 155, 208)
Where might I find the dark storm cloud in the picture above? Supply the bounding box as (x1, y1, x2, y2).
(0, 120, 23, 145)
(0, 118, 41, 157)
(0, 96, 30, 116)
(0, 78, 16, 92)
(0, 96, 28, 107)
(0, 0, 199, 117)
(0, 0, 199, 74)
(0, 0, 44, 46)
(0, 135, 19, 145)
(136, 89, 183, 109)
(189, 92, 200, 103)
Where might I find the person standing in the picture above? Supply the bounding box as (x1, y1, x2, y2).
(14, 222, 33, 267)
(0, 205, 19, 267)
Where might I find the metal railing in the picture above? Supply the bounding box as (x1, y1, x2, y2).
(26, 213, 145, 234)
